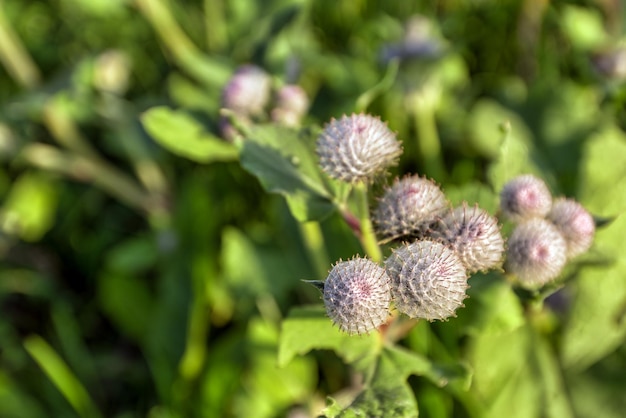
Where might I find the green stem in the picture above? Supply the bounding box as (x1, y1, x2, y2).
(354, 182, 382, 263)
(299, 221, 331, 280)
(135, 0, 230, 88)
(204, 0, 228, 52)
(0, 5, 41, 88)
(20, 143, 163, 217)
(411, 90, 446, 181)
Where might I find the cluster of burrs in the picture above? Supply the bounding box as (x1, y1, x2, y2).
(220, 65, 310, 140)
(315, 113, 594, 335)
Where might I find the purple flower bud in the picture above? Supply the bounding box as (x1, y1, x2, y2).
(271, 85, 309, 127)
(500, 174, 552, 222)
(221, 65, 272, 117)
(505, 218, 568, 288)
(385, 240, 468, 321)
(373, 175, 449, 241)
(323, 257, 391, 335)
(317, 114, 403, 183)
(547, 198, 595, 259)
(431, 204, 505, 273)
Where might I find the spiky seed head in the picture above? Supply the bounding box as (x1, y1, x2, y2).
(547, 198, 595, 259)
(505, 218, 568, 288)
(373, 175, 449, 241)
(385, 240, 468, 321)
(221, 65, 272, 116)
(500, 174, 552, 222)
(317, 114, 403, 183)
(430, 204, 505, 273)
(323, 257, 391, 335)
(271, 85, 309, 127)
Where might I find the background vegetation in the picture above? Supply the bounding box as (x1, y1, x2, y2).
(1, 0, 626, 417)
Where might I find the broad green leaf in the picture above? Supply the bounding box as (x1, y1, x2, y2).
(561, 126, 626, 370)
(560, 5, 607, 50)
(97, 271, 154, 342)
(240, 124, 335, 221)
(469, 99, 532, 160)
(140, 106, 238, 162)
(0, 173, 58, 242)
(483, 102, 541, 192)
(459, 273, 525, 336)
(567, 362, 626, 418)
(105, 235, 158, 274)
(234, 318, 316, 418)
(324, 349, 418, 418)
(383, 345, 471, 389)
(221, 227, 306, 316)
(533, 336, 575, 418)
(278, 306, 379, 372)
(468, 324, 539, 418)
(322, 346, 471, 417)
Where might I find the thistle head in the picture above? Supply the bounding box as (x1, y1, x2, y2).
(505, 218, 568, 288)
(317, 113, 403, 183)
(547, 198, 595, 259)
(430, 203, 505, 273)
(373, 175, 449, 241)
(271, 84, 309, 127)
(221, 65, 272, 117)
(323, 257, 391, 335)
(385, 240, 468, 321)
(500, 174, 552, 222)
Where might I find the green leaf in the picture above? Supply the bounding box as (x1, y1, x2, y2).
(560, 5, 607, 50)
(221, 227, 306, 316)
(0, 173, 58, 242)
(240, 124, 335, 221)
(278, 306, 379, 372)
(140, 106, 238, 162)
(322, 345, 471, 417)
(234, 318, 316, 418)
(483, 103, 541, 192)
(331, 347, 448, 418)
(381, 345, 471, 389)
(97, 271, 154, 342)
(560, 126, 626, 371)
(24, 335, 103, 418)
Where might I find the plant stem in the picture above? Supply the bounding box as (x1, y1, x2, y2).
(410, 89, 446, 181)
(354, 182, 382, 263)
(299, 221, 331, 280)
(0, 5, 41, 89)
(204, 0, 227, 52)
(134, 0, 230, 88)
(20, 143, 163, 217)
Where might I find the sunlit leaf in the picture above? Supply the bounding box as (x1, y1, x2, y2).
(240, 124, 335, 221)
(141, 106, 238, 162)
(278, 306, 379, 372)
(560, 126, 626, 371)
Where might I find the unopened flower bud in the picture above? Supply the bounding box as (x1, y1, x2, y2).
(431, 204, 505, 273)
(505, 218, 568, 288)
(323, 257, 391, 335)
(271, 85, 309, 127)
(317, 114, 402, 183)
(373, 175, 449, 241)
(500, 174, 552, 222)
(221, 65, 271, 117)
(547, 198, 595, 259)
(385, 240, 468, 321)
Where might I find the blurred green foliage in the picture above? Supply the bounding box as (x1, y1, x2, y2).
(1, 0, 626, 417)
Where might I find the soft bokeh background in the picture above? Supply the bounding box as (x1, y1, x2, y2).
(1, 1, 626, 417)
